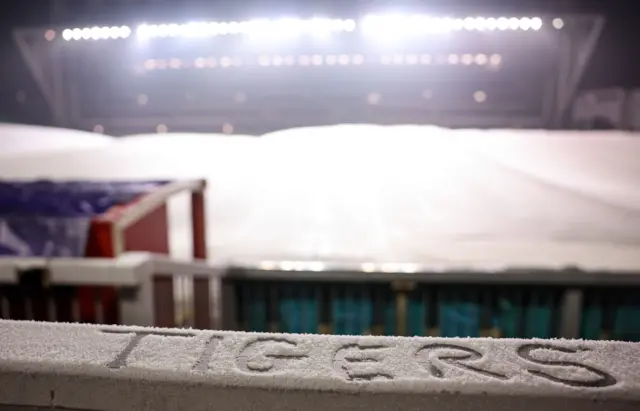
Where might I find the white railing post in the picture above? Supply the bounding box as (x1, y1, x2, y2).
(118, 271, 155, 327)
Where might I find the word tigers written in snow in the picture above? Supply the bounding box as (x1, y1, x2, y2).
(100, 329, 618, 389)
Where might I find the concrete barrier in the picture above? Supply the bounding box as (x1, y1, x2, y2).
(0, 320, 639, 411)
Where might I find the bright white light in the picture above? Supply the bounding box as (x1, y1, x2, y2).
(400, 263, 419, 273)
(258, 55, 270, 66)
(108, 27, 120, 39)
(360, 14, 541, 40)
(342, 19, 356, 32)
(120, 26, 132, 38)
(475, 54, 488, 65)
(308, 261, 325, 272)
(81, 28, 91, 40)
(307, 17, 333, 37)
(474, 90, 487, 103)
(180, 22, 210, 37)
(553, 18, 564, 29)
(307, 17, 354, 38)
(360, 263, 376, 272)
(474, 17, 488, 31)
(62, 15, 543, 42)
(519, 17, 532, 31)
(463, 17, 476, 31)
(61, 25, 130, 41)
(139, 52, 501, 70)
(157, 24, 171, 37)
(136, 17, 355, 42)
(361, 13, 436, 40)
(258, 261, 277, 270)
(530, 17, 543, 30)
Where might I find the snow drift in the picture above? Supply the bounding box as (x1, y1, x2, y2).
(0, 123, 114, 157)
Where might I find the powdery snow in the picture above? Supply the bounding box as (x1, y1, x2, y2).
(0, 123, 114, 157)
(0, 125, 640, 271)
(0, 320, 638, 411)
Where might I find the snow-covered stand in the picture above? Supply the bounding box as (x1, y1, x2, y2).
(221, 263, 640, 341)
(0, 178, 214, 328)
(0, 320, 639, 411)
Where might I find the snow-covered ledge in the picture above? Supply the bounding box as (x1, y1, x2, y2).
(0, 321, 638, 411)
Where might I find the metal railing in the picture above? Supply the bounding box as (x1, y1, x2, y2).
(1, 256, 639, 341)
(222, 264, 640, 341)
(0, 252, 221, 328)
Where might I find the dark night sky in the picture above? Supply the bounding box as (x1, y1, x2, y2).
(0, 0, 638, 124)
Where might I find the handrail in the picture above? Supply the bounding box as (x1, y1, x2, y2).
(113, 179, 205, 232)
(0, 320, 638, 411)
(108, 179, 206, 255)
(224, 262, 640, 285)
(222, 240, 640, 285)
(0, 252, 218, 286)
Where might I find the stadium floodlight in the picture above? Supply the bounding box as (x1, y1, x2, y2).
(59, 15, 544, 42)
(553, 18, 565, 29)
(135, 18, 356, 41)
(136, 53, 503, 72)
(62, 26, 131, 41)
(360, 14, 543, 37)
(14, 11, 603, 131)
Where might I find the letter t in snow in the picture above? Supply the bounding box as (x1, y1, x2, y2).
(102, 329, 197, 369)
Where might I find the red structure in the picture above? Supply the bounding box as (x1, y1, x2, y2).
(0, 179, 209, 329)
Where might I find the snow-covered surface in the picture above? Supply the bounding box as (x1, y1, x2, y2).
(1, 125, 640, 271)
(0, 123, 114, 157)
(0, 320, 638, 411)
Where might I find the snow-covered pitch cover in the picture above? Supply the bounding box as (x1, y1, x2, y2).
(1, 125, 640, 269)
(0, 320, 638, 411)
